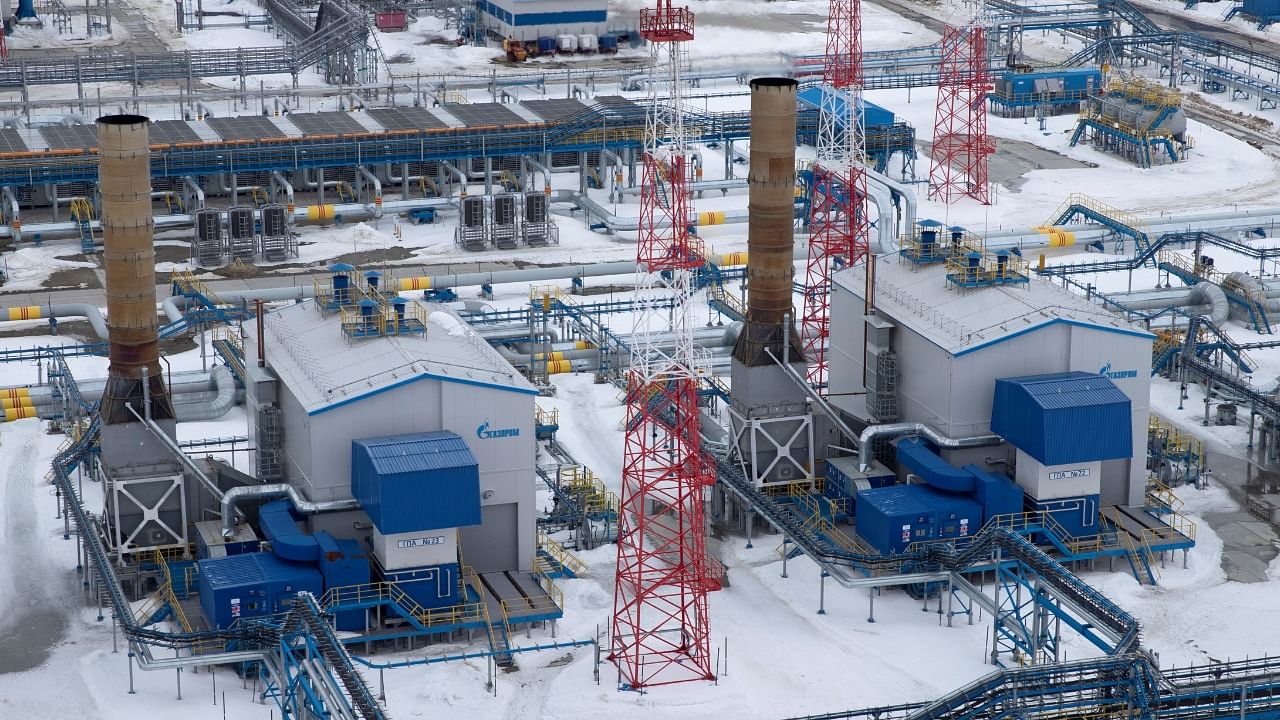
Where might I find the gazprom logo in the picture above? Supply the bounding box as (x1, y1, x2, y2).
(477, 420, 520, 439)
(1099, 362, 1137, 380)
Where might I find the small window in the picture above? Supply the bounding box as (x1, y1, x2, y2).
(914, 528, 928, 538)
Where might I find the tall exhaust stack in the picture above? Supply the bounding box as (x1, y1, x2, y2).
(729, 78, 813, 486)
(732, 78, 806, 367)
(98, 115, 174, 426)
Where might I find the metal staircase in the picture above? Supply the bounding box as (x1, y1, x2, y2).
(283, 593, 387, 720)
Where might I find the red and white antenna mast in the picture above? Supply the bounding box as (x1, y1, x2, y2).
(929, 22, 994, 204)
(802, 0, 871, 391)
(609, 0, 715, 690)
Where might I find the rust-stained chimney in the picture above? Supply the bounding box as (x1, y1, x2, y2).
(97, 115, 174, 425)
(732, 77, 805, 368)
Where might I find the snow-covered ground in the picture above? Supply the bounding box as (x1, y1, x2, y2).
(6, 0, 1280, 716)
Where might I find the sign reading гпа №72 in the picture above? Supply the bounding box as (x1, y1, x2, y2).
(1048, 468, 1091, 480)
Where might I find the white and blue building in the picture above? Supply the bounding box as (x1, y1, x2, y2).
(242, 297, 539, 579)
(477, 0, 608, 42)
(829, 253, 1154, 513)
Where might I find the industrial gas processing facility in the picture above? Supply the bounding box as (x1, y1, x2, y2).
(7, 0, 1280, 718)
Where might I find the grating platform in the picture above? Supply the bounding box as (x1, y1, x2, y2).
(288, 111, 368, 136)
(150, 120, 202, 145)
(206, 115, 286, 141)
(40, 124, 98, 150)
(365, 107, 447, 132)
(0, 127, 26, 152)
(477, 570, 561, 624)
(445, 102, 525, 128)
(521, 98, 590, 122)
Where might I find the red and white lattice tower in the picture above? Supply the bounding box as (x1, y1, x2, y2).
(609, 0, 715, 690)
(801, 0, 871, 391)
(928, 23, 995, 205)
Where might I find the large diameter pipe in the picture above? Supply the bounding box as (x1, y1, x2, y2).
(221, 484, 359, 538)
(857, 423, 1003, 472)
(98, 115, 174, 424)
(734, 77, 805, 367)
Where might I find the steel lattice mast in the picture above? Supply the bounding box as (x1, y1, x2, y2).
(609, 0, 715, 690)
(802, 0, 871, 391)
(928, 23, 995, 205)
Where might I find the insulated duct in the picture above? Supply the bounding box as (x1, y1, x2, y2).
(857, 423, 1003, 472)
(221, 484, 360, 538)
(97, 115, 174, 425)
(733, 77, 805, 367)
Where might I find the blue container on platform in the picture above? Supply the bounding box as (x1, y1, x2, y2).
(197, 552, 323, 630)
(855, 484, 982, 555)
(599, 34, 618, 52)
(317, 533, 371, 631)
(537, 36, 556, 54)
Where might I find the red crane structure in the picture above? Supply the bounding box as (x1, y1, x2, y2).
(609, 0, 716, 690)
(928, 23, 995, 205)
(801, 0, 871, 391)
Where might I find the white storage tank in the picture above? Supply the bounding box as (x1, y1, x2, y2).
(558, 34, 578, 53)
(578, 33, 597, 52)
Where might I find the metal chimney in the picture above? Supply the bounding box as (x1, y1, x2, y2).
(97, 115, 174, 425)
(732, 77, 805, 367)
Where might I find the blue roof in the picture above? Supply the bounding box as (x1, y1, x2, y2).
(351, 431, 482, 534)
(917, 219, 945, 228)
(198, 552, 320, 591)
(356, 431, 477, 475)
(990, 372, 1133, 466)
(796, 85, 895, 129)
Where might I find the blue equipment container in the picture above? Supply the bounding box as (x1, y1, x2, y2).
(385, 564, 461, 610)
(969, 466, 1025, 522)
(351, 431, 482, 535)
(855, 484, 982, 555)
(537, 36, 557, 55)
(824, 455, 895, 519)
(599, 34, 618, 52)
(317, 534, 371, 631)
(197, 552, 323, 630)
(991, 372, 1133, 467)
(1243, 0, 1280, 19)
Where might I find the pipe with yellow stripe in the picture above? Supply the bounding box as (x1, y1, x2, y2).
(696, 210, 728, 226)
(5, 306, 43, 321)
(574, 340, 595, 350)
(3, 406, 37, 422)
(399, 277, 432, 291)
(0, 387, 30, 402)
(1034, 226, 1076, 248)
(546, 359, 573, 375)
(535, 351, 566, 361)
(1, 396, 34, 411)
(306, 204, 336, 222)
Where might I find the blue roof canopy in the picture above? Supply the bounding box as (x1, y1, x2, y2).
(990, 372, 1133, 466)
(351, 431, 482, 535)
